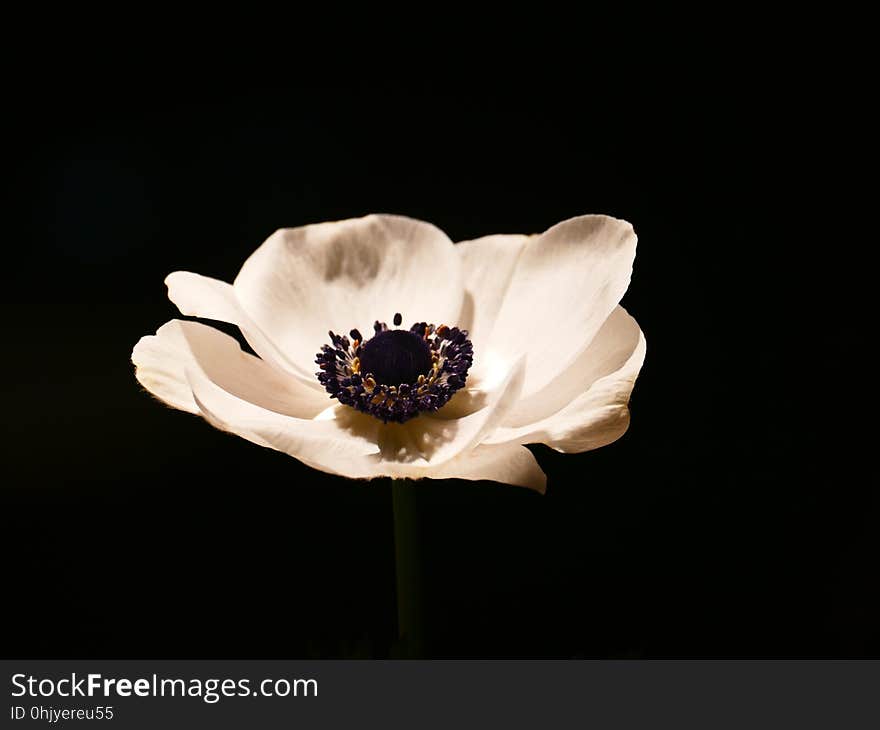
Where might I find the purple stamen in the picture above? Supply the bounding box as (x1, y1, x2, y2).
(315, 313, 473, 424)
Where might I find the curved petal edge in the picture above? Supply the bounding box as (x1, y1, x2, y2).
(486, 321, 646, 453)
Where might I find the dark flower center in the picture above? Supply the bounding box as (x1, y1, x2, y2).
(315, 313, 473, 423)
(358, 329, 433, 385)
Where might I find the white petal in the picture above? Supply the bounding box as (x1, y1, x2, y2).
(504, 306, 642, 427)
(132, 322, 201, 414)
(485, 215, 637, 398)
(233, 215, 464, 377)
(186, 368, 383, 476)
(427, 385, 490, 420)
(455, 234, 531, 356)
(133, 318, 537, 487)
(372, 355, 526, 470)
(189, 354, 526, 480)
(486, 312, 646, 452)
(403, 443, 547, 493)
(134, 321, 383, 475)
(164, 271, 317, 385)
(132, 320, 333, 418)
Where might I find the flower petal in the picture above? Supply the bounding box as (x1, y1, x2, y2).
(408, 443, 547, 493)
(164, 271, 317, 386)
(485, 215, 637, 398)
(131, 322, 201, 414)
(186, 368, 383, 475)
(233, 215, 464, 377)
(135, 321, 541, 488)
(133, 320, 384, 473)
(486, 309, 646, 452)
(188, 352, 527, 480)
(373, 355, 526, 469)
(503, 306, 643, 427)
(455, 234, 531, 356)
(132, 319, 333, 418)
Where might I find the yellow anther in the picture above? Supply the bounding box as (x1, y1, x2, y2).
(351, 357, 361, 374)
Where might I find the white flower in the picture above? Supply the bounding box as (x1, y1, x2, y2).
(131, 214, 645, 492)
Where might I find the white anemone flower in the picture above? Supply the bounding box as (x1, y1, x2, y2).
(132, 214, 646, 493)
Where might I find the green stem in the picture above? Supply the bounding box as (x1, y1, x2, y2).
(392, 478, 424, 657)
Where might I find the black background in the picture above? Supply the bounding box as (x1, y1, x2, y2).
(3, 32, 871, 658)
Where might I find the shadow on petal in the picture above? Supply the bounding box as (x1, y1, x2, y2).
(457, 290, 477, 338)
(327, 355, 526, 471)
(329, 406, 457, 466)
(428, 386, 490, 420)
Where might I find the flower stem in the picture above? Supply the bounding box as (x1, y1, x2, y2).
(392, 478, 424, 657)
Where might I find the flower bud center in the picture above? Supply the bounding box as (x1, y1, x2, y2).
(359, 329, 433, 385)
